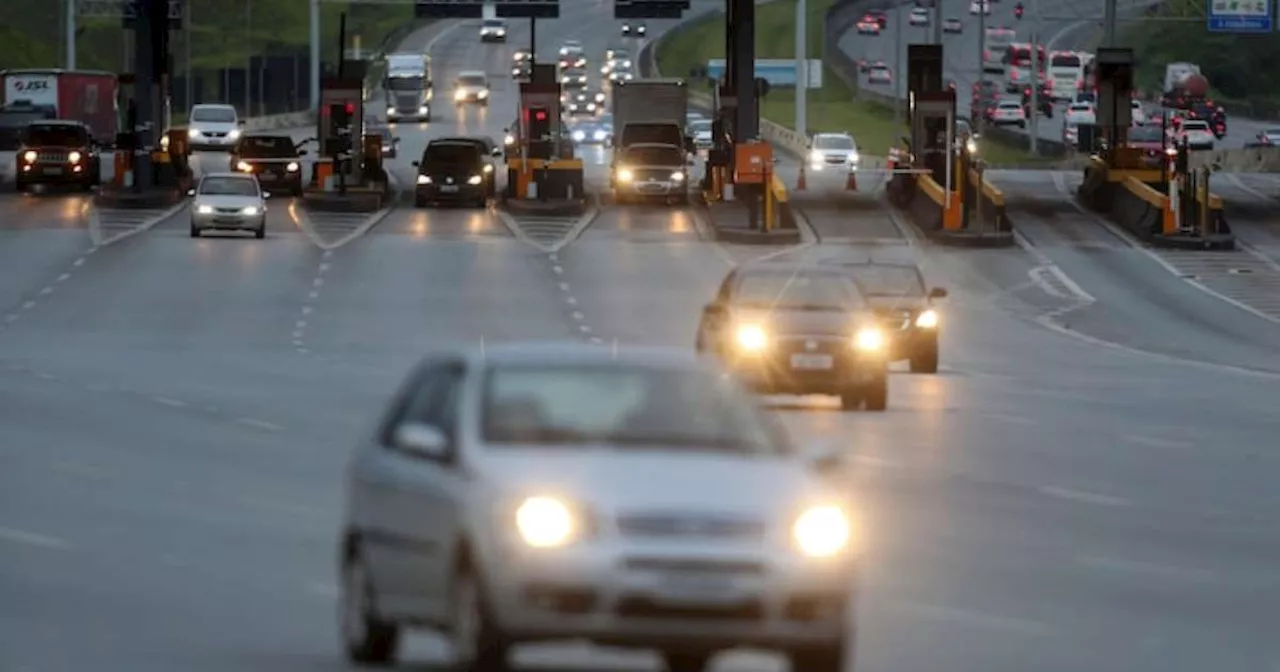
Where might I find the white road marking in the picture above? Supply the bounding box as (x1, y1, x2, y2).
(236, 417, 284, 432)
(1075, 555, 1220, 583)
(0, 526, 73, 550)
(21, 301, 35, 310)
(1038, 485, 1133, 508)
(558, 282, 570, 291)
(151, 396, 186, 408)
(589, 336, 604, 344)
(90, 200, 188, 247)
(552, 265, 563, 274)
(571, 311, 585, 320)
(56, 273, 71, 283)
(892, 600, 1055, 637)
(579, 324, 591, 332)
(1121, 433, 1193, 449)
(566, 296, 577, 305)
(294, 205, 394, 251)
(301, 306, 312, 315)
(72, 257, 86, 267)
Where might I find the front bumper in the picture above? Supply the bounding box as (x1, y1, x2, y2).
(722, 339, 886, 395)
(192, 211, 264, 231)
(387, 108, 430, 122)
(454, 92, 490, 105)
(415, 182, 486, 203)
(484, 539, 855, 649)
(615, 179, 686, 199)
(16, 161, 94, 184)
(808, 156, 858, 172)
(480, 31, 507, 41)
(237, 165, 303, 190)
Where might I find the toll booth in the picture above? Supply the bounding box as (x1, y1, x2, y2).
(1094, 48, 1134, 161)
(506, 80, 585, 201)
(317, 77, 365, 189)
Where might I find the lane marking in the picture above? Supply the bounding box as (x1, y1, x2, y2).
(558, 282, 570, 291)
(236, 417, 284, 432)
(89, 200, 189, 247)
(151, 396, 186, 408)
(1121, 433, 1193, 449)
(571, 311, 585, 320)
(1038, 485, 1133, 508)
(1075, 554, 1219, 583)
(0, 526, 73, 550)
(565, 296, 577, 305)
(552, 265, 563, 274)
(892, 600, 1055, 637)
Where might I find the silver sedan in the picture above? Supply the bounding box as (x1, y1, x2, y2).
(338, 343, 860, 672)
(187, 172, 269, 239)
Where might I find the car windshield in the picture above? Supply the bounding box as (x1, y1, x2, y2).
(1266, 129, 1280, 136)
(199, 177, 258, 196)
(191, 107, 237, 123)
(23, 125, 87, 146)
(457, 75, 486, 87)
(425, 143, 480, 165)
(849, 266, 926, 297)
(387, 76, 425, 91)
(690, 120, 712, 132)
(1070, 104, 1092, 111)
(624, 146, 682, 165)
(733, 271, 866, 310)
(483, 19, 503, 26)
(1129, 126, 1164, 142)
(611, 50, 630, 58)
(814, 135, 855, 150)
(237, 136, 295, 157)
(481, 364, 787, 452)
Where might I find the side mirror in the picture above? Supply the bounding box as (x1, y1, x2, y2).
(186, 188, 196, 196)
(492, 147, 503, 157)
(929, 287, 948, 298)
(392, 422, 450, 459)
(262, 192, 271, 199)
(298, 150, 308, 156)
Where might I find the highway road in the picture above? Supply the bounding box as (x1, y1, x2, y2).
(844, 0, 1279, 150)
(3, 5, 1280, 672)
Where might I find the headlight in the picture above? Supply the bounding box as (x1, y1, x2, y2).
(512, 68, 521, 76)
(286, 161, 300, 172)
(915, 309, 938, 328)
(237, 161, 252, 172)
(196, 205, 213, 214)
(670, 171, 685, 181)
(849, 152, 860, 164)
(587, 103, 596, 111)
(455, 90, 466, 101)
(966, 138, 978, 154)
(188, 128, 202, 137)
(68, 151, 82, 164)
(417, 174, 431, 184)
(735, 324, 768, 351)
(561, 76, 570, 83)
(468, 175, 482, 185)
(504, 134, 515, 145)
(227, 129, 241, 139)
(483, 164, 494, 173)
(515, 496, 577, 548)
(241, 206, 260, 215)
(387, 107, 396, 116)
(596, 94, 605, 102)
(496, 30, 505, 36)
(572, 130, 586, 141)
(617, 168, 633, 182)
(792, 505, 851, 558)
(569, 104, 578, 111)
(853, 327, 884, 351)
(810, 149, 822, 161)
(22, 150, 36, 163)
(593, 130, 606, 140)
(419, 106, 429, 114)
(559, 48, 569, 55)
(478, 90, 488, 99)
(623, 60, 632, 67)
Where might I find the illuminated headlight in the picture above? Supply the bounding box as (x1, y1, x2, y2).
(468, 175, 483, 185)
(617, 168, 633, 182)
(504, 134, 515, 145)
(570, 104, 578, 111)
(559, 48, 569, 55)
(455, 90, 466, 101)
(237, 161, 253, 172)
(417, 174, 432, 185)
(561, 76, 570, 83)
(68, 150, 82, 164)
(966, 138, 978, 154)
(512, 68, 521, 76)
(735, 324, 767, 351)
(387, 107, 396, 116)
(810, 149, 823, 162)
(227, 129, 241, 139)
(577, 76, 586, 82)
(496, 30, 505, 36)
(792, 505, 852, 558)
(286, 161, 300, 172)
(623, 73, 633, 80)
(593, 130, 606, 140)
(853, 327, 885, 351)
(849, 151, 860, 164)
(478, 90, 488, 99)
(637, 26, 646, 32)
(241, 206, 260, 215)
(572, 130, 586, 141)
(915, 309, 938, 328)
(670, 171, 684, 181)
(160, 135, 170, 150)
(622, 60, 632, 67)
(515, 496, 578, 548)
(483, 164, 493, 173)
(587, 103, 596, 111)
(419, 106, 429, 114)
(595, 93, 606, 102)
(188, 128, 202, 137)
(196, 205, 213, 214)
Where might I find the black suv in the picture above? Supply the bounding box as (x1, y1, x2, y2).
(230, 134, 309, 196)
(14, 120, 100, 192)
(412, 138, 499, 208)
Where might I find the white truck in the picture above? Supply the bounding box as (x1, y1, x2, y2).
(609, 78, 693, 204)
(383, 53, 433, 122)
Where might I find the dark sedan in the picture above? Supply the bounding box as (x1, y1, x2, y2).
(230, 134, 308, 196)
(695, 262, 890, 410)
(826, 260, 946, 373)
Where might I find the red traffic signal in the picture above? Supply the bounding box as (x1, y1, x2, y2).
(534, 109, 548, 121)
(345, 102, 356, 115)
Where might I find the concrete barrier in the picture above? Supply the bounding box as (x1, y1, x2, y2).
(1191, 146, 1280, 173)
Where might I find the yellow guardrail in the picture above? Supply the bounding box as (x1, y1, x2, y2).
(1123, 175, 1168, 208)
(967, 168, 1005, 206)
(770, 172, 788, 203)
(916, 175, 947, 207)
(1197, 189, 1224, 210)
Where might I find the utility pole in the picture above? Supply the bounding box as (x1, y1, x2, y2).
(65, 0, 77, 69)
(245, 0, 252, 116)
(932, 0, 942, 43)
(1029, 0, 1039, 154)
(795, 0, 807, 139)
(976, 0, 986, 135)
(893, 3, 902, 129)
(1103, 0, 1117, 45)
(185, 0, 192, 109)
(310, 0, 321, 109)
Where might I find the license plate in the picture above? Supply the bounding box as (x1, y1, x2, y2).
(258, 173, 277, 180)
(42, 167, 62, 175)
(440, 185, 459, 193)
(791, 353, 834, 370)
(653, 572, 740, 604)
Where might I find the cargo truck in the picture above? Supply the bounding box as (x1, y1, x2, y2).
(609, 78, 693, 204)
(1, 69, 118, 145)
(383, 53, 433, 123)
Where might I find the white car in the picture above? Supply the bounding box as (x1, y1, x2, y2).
(809, 132, 860, 172)
(187, 104, 242, 151)
(621, 20, 646, 36)
(1064, 102, 1096, 125)
(1130, 99, 1147, 124)
(337, 344, 859, 672)
(969, 0, 991, 15)
(867, 65, 892, 85)
(479, 18, 507, 42)
(990, 100, 1027, 127)
(1062, 122, 1080, 147)
(908, 7, 930, 25)
(453, 71, 491, 106)
(689, 119, 714, 149)
(187, 172, 269, 239)
(1179, 119, 1215, 149)
(943, 17, 963, 33)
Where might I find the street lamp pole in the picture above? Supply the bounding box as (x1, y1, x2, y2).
(795, 0, 807, 139)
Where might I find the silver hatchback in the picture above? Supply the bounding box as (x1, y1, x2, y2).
(338, 344, 860, 672)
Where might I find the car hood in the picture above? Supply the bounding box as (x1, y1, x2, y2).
(194, 195, 261, 209)
(866, 296, 928, 311)
(190, 121, 238, 133)
(730, 307, 867, 336)
(477, 449, 832, 520)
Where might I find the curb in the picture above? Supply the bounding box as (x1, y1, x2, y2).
(715, 227, 803, 245)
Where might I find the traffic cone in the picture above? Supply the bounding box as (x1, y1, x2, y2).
(846, 171, 858, 191)
(796, 164, 807, 191)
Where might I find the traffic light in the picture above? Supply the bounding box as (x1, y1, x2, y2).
(528, 106, 551, 140)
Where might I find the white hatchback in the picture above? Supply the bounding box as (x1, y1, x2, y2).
(187, 104, 243, 151)
(991, 101, 1027, 127)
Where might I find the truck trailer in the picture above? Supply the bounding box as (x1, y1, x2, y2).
(1, 69, 118, 144)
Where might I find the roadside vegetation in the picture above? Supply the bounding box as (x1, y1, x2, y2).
(655, 0, 1040, 163)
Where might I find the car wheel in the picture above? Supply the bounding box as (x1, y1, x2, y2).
(340, 551, 400, 665)
(790, 638, 852, 672)
(662, 650, 712, 672)
(862, 373, 888, 411)
(910, 343, 939, 374)
(450, 563, 510, 672)
(189, 222, 201, 238)
(254, 225, 266, 240)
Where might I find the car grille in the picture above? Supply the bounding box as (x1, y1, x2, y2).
(616, 513, 766, 539)
(632, 168, 675, 181)
(824, 155, 847, 164)
(36, 151, 71, 162)
(774, 335, 845, 355)
(201, 131, 228, 139)
(214, 207, 243, 215)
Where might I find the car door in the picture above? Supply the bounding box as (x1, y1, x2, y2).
(378, 360, 467, 620)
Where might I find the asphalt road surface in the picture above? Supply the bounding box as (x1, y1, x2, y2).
(3, 6, 1280, 672)
(845, 0, 1279, 149)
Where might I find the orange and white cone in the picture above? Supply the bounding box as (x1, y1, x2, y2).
(846, 171, 858, 191)
(796, 164, 807, 191)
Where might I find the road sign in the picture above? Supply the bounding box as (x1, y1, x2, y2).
(614, 0, 689, 19)
(1207, 0, 1271, 33)
(706, 59, 823, 89)
(415, 0, 558, 19)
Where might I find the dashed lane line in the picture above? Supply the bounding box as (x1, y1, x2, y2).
(0, 248, 97, 331)
(292, 249, 334, 354)
(0, 526, 74, 551)
(88, 200, 188, 247)
(1038, 485, 1133, 508)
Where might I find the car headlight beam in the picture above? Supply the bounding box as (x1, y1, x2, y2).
(617, 168, 633, 182)
(735, 324, 768, 351)
(468, 175, 483, 185)
(792, 505, 851, 558)
(515, 496, 576, 548)
(915, 309, 938, 328)
(853, 327, 884, 351)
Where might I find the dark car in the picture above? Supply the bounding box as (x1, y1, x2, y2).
(824, 259, 946, 373)
(694, 263, 890, 411)
(230, 134, 308, 195)
(411, 139, 495, 208)
(14, 120, 100, 192)
(367, 125, 399, 158)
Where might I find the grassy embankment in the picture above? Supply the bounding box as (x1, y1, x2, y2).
(655, 0, 1042, 163)
(0, 1, 420, 120)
